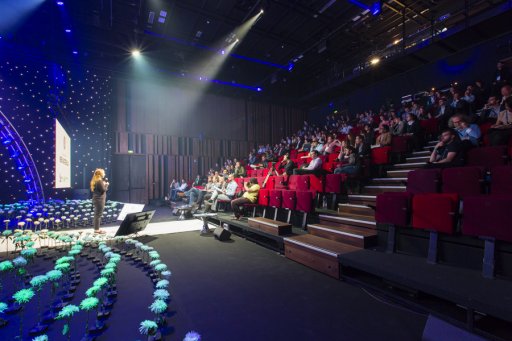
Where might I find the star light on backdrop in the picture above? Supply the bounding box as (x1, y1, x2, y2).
(0, 58, 112, 203)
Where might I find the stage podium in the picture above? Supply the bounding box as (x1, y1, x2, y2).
(115, 210, 155, 236)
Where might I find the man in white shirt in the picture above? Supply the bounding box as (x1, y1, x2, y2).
(293, 150, 323, 175)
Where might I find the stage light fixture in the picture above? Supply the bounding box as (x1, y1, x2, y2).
(65, 29, 71, 33)
(56, 1, 64, 5)
(259, 9, 264, 14)
(370, 57, 380, 65)
(132, 49, 141, 58)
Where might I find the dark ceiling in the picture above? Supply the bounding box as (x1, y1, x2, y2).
(2, 0, 511, 104)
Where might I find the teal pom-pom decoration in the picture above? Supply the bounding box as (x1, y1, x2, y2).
(93, 277, 108, 288)
(21, 248, 37, 258)
(155, 264, 168, 272)
(56, 304, 80, 319)
(104, 262, 117, 270)
(153, 289, 170, 300)
(139, 320, 158, 335)
(149, 299, 167, 314)
(85, 285, 101, 297)
(56, 256, 74, 265)
(68, 249, 81, 256)
(55, 263, 71, 272)
(32, 335, 49, 341)
(0, 302, 8, 314)
(13, 288, 35, 304)
(184, 331, 202, 341)
(155, 279, 169, 289)
(12, 256, 27, 267)
(161, 270, 172, 278)
(2, 230, 12, 236)
(80, 297, 99, 311)
(100, 268, 115, 278)
(0, 260, 14, 272)
(62, 323, 69, 335)
(30, 275, 49, 288)
(46, 269, 63, 281)
(150, 260, 161, 267)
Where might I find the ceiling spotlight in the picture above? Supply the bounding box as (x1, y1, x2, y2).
(132, 49, 141, 58)
(370, 57, 380, 65)
(56, 1, 64, 5)
(259, 9, 264, 14)
(72, 50, 78, 55)
(65, 29, 71, 33)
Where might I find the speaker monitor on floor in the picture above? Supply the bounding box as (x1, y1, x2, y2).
(214, 227, 231, 241)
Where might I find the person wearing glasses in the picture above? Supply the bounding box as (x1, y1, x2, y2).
(451, 114, 481, 147)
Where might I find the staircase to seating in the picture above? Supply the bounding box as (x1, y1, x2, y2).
(284, 141, 434, 279)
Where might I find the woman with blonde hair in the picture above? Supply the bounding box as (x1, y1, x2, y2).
(90, 168, 109, 234)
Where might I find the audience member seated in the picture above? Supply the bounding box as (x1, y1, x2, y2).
(334, 146, 360, 175)
(500, 84, 511, 111)
(372, 125, 392, 148)
(451, 114, 481, 147)
(293, 150, 323, 175)
(479, 95, 501, 123)
(323, 135, 342, 155)
(231, 178, 260, 220)
(354, 134, 370, 158)
(488, 96, 512, 146)
(205, 174, 238, 212)
(404, 113, 422, 150)
(278, 153, 296, 177)
(233, 161, 246, 178)
(390, 116, 405, 136)
(425, 129, 465, 168)
(434, 97, 453, 130)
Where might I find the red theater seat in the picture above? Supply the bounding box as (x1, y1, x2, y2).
(412, 193, 459, 263)
(288, 175, 299, 191)
(441, 167, 483, 197)
(269, 190, 283, 220)
(305, 174, 324, 196)
(296, 175, 310, 192)
(391, 136, 411, 154)
(467, 146, 507, 168)
(490, 166, 512, 195)
(274, 176, 287, 190)
(282, 190, 297, 223)
(296, 191, 314, 228)
(407, 169, 440, 194)
(371, 146, 392, 165)
(462, 195, 512, 278)
(376, 192, 413, 227)
(258, 189, 270, 218)
(376, 192, 413, 253)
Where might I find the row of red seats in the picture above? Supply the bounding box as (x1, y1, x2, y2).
(234, 174, 348, 196)
(376, 167, 512, 277)
(377, 166, 512, 227)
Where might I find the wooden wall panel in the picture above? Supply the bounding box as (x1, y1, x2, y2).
(113, 79, 306, 203)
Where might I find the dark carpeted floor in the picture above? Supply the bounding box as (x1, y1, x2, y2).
(141, 231, 428, 341)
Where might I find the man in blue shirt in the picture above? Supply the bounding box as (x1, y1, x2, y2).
(451, 114, 481, 146)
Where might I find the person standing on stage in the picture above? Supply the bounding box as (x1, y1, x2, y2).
(90, 168, 109, 234)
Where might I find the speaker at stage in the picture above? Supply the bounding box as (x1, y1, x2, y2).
(213, 227, 231, 241)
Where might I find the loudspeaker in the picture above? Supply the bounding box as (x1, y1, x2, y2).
(213, 227, 231, 241)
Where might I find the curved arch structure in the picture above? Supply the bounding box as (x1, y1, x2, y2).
(0, 110, 45, 203)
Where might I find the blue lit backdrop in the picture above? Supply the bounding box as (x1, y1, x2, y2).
(0, 55, 112, 203)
